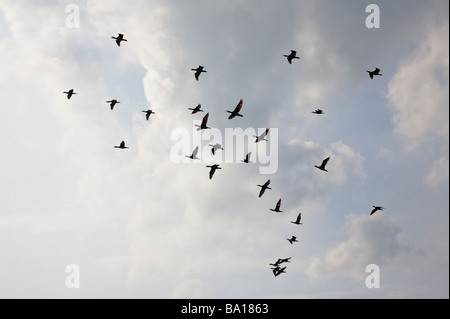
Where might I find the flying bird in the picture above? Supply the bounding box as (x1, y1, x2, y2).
(206, 164, 221, 179)
(63, 89, 76, 99)
(270, 199, 283, 213)
(114, 141, 129, 149)
(271, 266, 281, 273)
(367, 68, 382, 79)
(370, 206, 384, 216)
(254, 128, 269, 143)
(195, 112, 211, 131)
(257, 179, 271, 198)
(287, 236, 298, 244)
(272, 266, 287, 277)
(283, 50, 300, 64)
(112, 33, 127, 46)
(291, 213, 303, 225)
(209, 143, 223, 156)
(312, 109, 324, 114)
(314, 157, 330, 172)
(191, 65, 207, 81)
(241, 152, 252, 163)
(269, 259, 283, 267)
(186, 146, 200, 160)
(106, 99, 120, 110)
(226, 99, 244, 119)
(188, 104, 204, 114)
(142, 109, 155, 120)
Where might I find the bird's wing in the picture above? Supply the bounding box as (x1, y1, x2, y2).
(192, 146, 199, 158)
(235, 99, 243, 113)
(258, 188, 265, 197)
(276, 199, 281, 210)
(201, 113, 209, 127)
(259, 129, 267, 139)
(322, 157, 330, 167)
(120, 141, 125, 148)
(209, 167, 215, 179)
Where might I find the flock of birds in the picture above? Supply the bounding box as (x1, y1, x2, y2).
(63, 33, 385, 279)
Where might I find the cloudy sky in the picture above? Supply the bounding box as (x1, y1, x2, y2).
(0, 0, 448, 299)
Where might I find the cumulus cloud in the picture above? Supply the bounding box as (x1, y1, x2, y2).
(0, 0, 448, 299)
(307, 214, 410, 281)
(424, 156, 449, 189)
(388, 23, 449, 151)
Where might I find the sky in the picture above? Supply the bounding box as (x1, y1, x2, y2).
(0, 0, 448, 299)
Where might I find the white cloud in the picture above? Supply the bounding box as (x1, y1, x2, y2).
(388, 23, 449, 151)
(171, 279, 214, 298)
(424, 156, 449, 189)
(0, 0, 448, 299)
(307, 214, 410, 281)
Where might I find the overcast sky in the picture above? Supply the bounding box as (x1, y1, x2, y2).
(0, 0, 448, 299)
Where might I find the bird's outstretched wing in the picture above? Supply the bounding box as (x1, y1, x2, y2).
(192, 146, 199, 158)
(235, 99, 243, 113)
(275, 199, 281, 210)
(202, 113, 209, 127)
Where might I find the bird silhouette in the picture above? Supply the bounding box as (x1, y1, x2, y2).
(283, 50, 300, 64)
(270, 199, 283, 213)
(370, 206, 384, 216)
(206, 164, 221, 179)
(195, 112, 211, 131)
(63, 89, 76, 99)
(312, 109, 324, 114)
(272, 266, 287, 277)
(269, 259, 283, 267)
(254, 128, 269, 143)
(114, 141, 129, 149)
(209, 143, 223, 156)
(280, 257, 291, 264)
(315, 157, 330, 172)
(257, 179, 271, 198)
(271, 265, 281, 273)
(367, 68, 382, 79)
(287, 236, 298, 244)
(226, 99, 244, 119)
(191, 65, 207, 81)
(106, 99, 120, 110)
(241, 152, 252, 163)
(186, 146, 200, 160)
(291, 213, 303, 225)
(188, 104, 204, 114)
(112, 33, 127, 47)
(142, 110, 155, 120)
